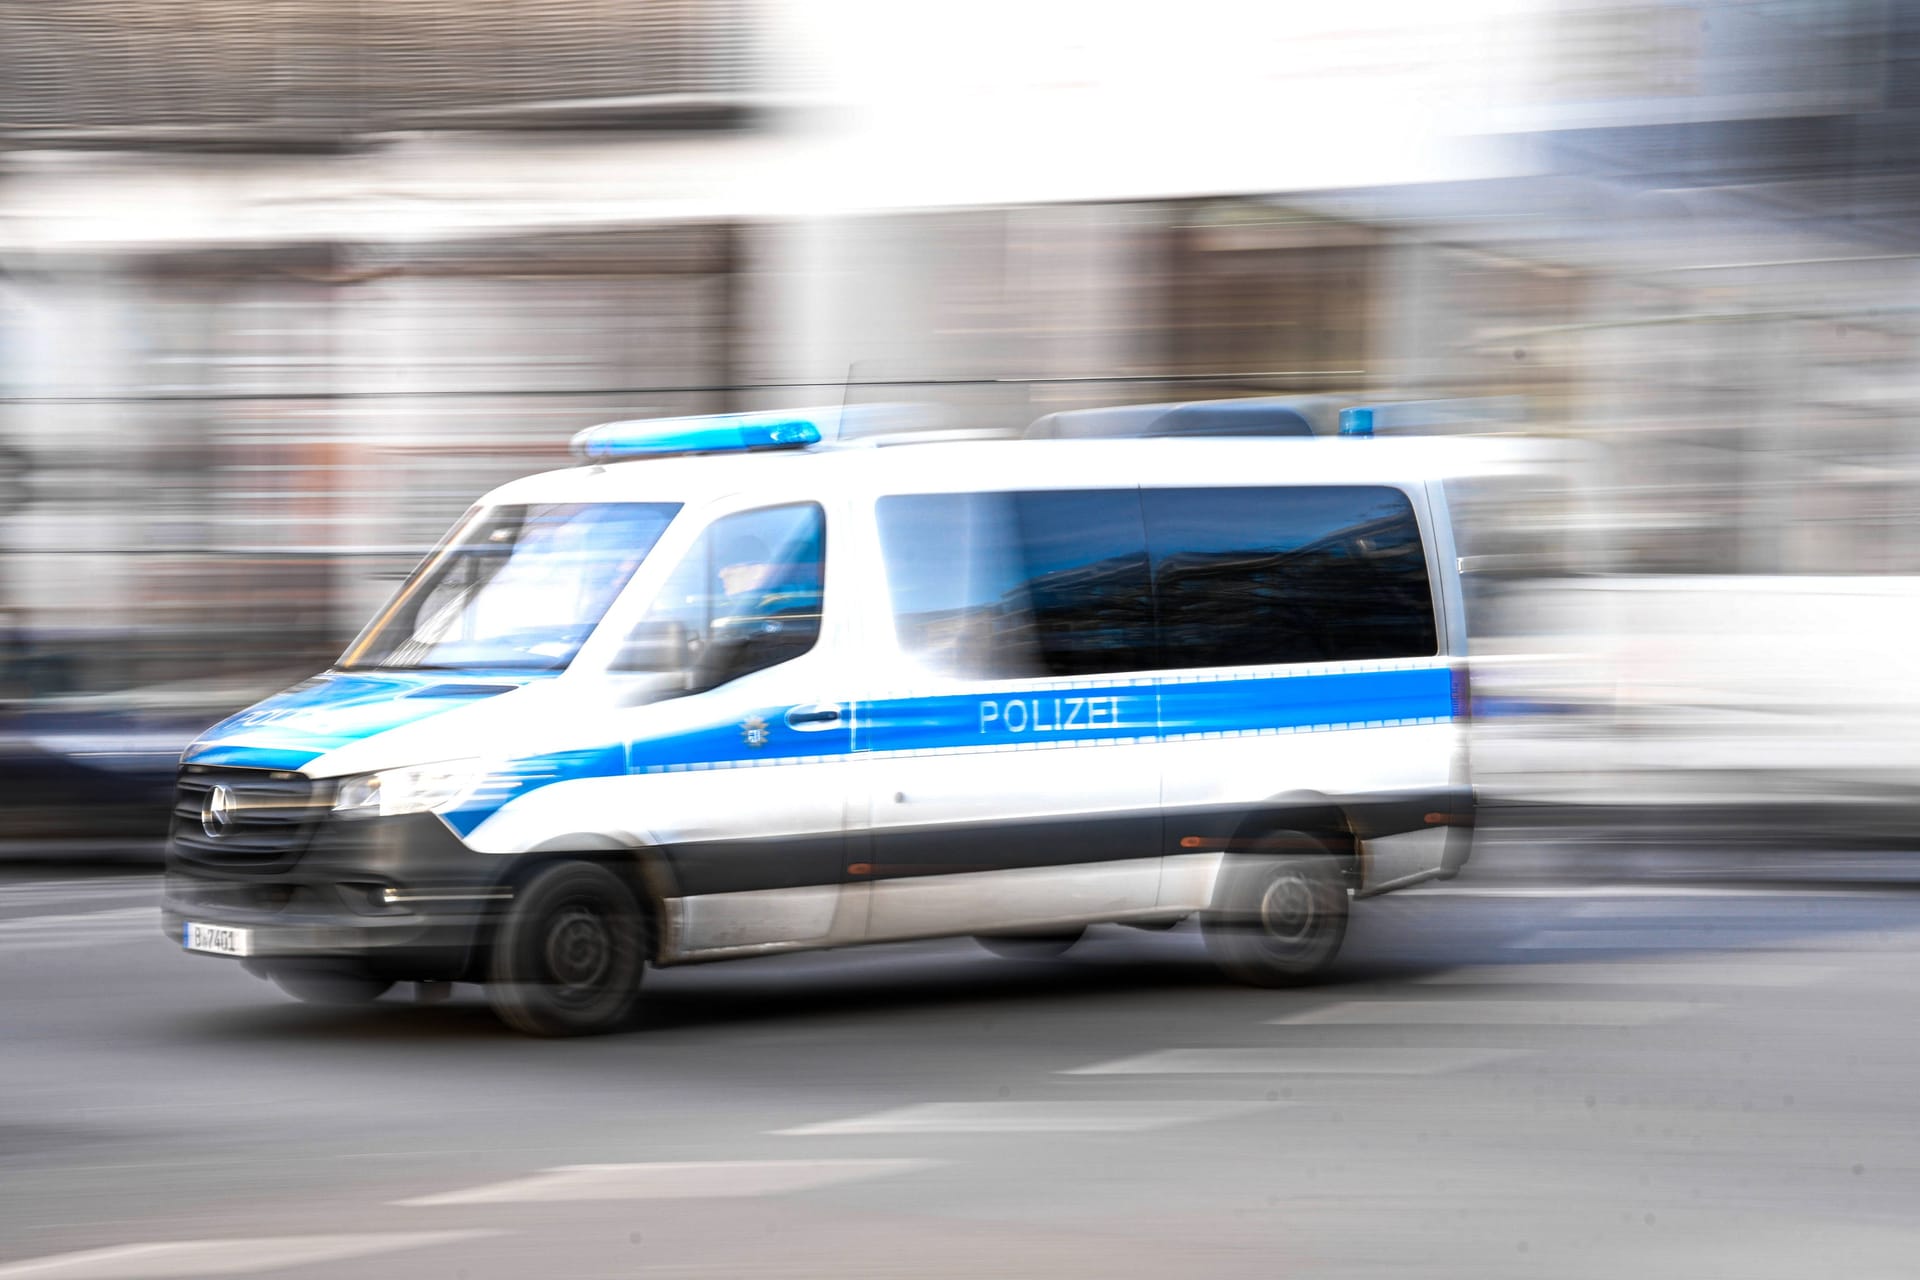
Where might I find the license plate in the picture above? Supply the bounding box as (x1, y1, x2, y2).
(183, 922, 252, 957)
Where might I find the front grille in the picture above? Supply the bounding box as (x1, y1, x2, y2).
(171, 766, 330, 871)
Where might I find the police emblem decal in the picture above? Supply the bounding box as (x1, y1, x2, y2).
(741, 714, 770, 748)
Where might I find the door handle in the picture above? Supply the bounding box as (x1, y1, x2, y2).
(785, 703, 843, 731)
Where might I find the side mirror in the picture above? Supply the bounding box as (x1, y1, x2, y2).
(612, 619, 691, 673)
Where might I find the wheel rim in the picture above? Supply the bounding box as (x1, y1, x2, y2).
(1257, 871, 1319, 949)
(543, 905, 614, 996)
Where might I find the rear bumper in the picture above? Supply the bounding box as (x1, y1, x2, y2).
(1439, 786, 1477, 878)
(161, 812, 511, 978)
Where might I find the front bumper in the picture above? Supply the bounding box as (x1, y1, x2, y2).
(161, 811, 511, 979)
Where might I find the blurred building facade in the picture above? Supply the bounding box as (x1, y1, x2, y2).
(2, 0, 1919, 702)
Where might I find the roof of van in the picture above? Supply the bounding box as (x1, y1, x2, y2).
(483, 434, 1581, 508)
(1024, 396, 1339, 439)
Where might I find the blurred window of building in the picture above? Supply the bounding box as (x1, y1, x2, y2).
(1545, 2, 1703, 109)
(0, 0, 774, 148)
(1165, 208, 1374, 390)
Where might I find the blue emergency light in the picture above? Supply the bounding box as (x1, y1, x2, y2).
(571, 411, 827, 462)
(1337, 406, 1375, 437)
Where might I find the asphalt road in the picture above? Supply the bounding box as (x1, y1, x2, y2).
(4, 866, 1920, 1279)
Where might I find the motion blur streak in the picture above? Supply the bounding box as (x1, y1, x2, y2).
(6, 1, 1920, 1276)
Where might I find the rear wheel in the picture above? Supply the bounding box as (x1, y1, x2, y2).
(487, 861, 646, 1037)
(974, 928, 1085, 960)
(266, 961, 394, 1006)
(1203, 836, 1349, 986)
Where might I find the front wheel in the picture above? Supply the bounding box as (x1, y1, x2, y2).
(1202, 837, 1350, 986)
(487, 861, 646, 1037)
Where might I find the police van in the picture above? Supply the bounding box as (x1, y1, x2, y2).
(163, 401, 1484, 1035)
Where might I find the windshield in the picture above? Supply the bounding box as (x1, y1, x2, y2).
(341, 502, 681, 672)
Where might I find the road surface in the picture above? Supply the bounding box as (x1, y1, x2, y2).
(2, 866, 1918, 1278)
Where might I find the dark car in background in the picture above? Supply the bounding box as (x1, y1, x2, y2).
(0, 677, 297, 861)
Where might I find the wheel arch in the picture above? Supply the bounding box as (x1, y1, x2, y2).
(1222, 792, 1364, 890)
(482, 836, 681, 968)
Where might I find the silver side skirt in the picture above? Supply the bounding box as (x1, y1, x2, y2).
(656, 845, 1439, 965)
(661, 853, 1224, 965)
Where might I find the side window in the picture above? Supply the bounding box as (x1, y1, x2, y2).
(1143, 486, 1436, 668)
(876, 490, 1155, 678)
(627, 503, 825, 690)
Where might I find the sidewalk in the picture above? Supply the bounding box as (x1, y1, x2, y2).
(1469, 721, 1920, 885)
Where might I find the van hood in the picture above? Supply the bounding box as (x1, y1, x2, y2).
(182, 671, 542, 772)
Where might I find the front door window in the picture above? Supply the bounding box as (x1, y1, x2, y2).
(617, 503, 826, 694)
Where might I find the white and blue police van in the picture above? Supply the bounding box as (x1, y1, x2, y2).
(163, 400, 1485, 1035)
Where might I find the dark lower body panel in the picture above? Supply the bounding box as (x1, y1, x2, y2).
(160, 785, 1476, 975)
(161, 813, 510, 981)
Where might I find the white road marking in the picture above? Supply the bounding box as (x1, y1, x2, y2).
(1063, 1047, 1521, 1075)
(0, 883, 154, 908)
(775, 1100, 1277, 1135)
(0, 908, 151, 931)
(395, 1158, 938, 1206)
(1419, 961, 1837, 987)
(0, 908, 155, 953)
(0, 1232, 497, 1279)
(1507, 929, 1806, 951)
(1564, 900, 1773, 919)
(1413, 884, 1883, 900)
(1270, 998, 1700, 1027)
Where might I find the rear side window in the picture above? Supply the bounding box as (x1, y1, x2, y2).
(1143, 486, 1436, 667)
(876, 491, 1155, 678)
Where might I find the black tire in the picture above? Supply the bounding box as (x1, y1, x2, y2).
(974, 928, 1085, 960)
(267, 961, 394, 1006)
(1202, 836, 1350, 986)
(487, 861, 646, 1037)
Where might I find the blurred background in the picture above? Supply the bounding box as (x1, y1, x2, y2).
(3, 0, 1920, 870)
(13, 8, 1920, 1280)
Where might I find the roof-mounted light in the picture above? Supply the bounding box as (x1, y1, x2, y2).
(571, 411, 830, 462)
(1337, 406, 1376, 437)
(1026, 396, 1324, 440)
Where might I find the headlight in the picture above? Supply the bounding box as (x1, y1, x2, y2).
(332, 760, 483, 819)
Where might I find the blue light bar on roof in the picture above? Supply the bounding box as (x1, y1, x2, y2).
(1337, 406, 1375, 437)
(571, 411, 828, 462)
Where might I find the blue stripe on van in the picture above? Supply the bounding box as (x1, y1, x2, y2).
(867, 666, 1449, 756)
(1160, 665, 1451, 738)
(446, 664, 1453, 833)
(197, 664, 1452, 839)
(180, 742, 330, 772)
(439, 742, 629, 840)
(864, 685, 1157, 753)
(182, 671, 543, 770)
